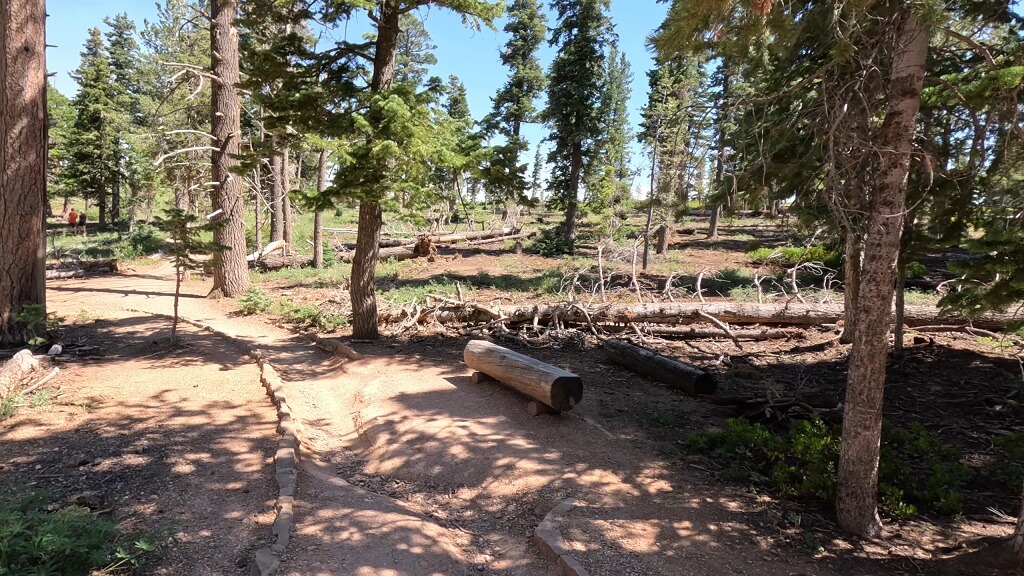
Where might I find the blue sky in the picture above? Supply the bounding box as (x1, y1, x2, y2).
(47, 0, 668, 187)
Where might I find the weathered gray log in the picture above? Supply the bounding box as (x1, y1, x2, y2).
(250, 254, 312, 270)
(603, 339, 717, 396)
(464, 340, 583, 412)
(46, 259, 119, 279)
(399, 301, 1017, 331)
(636, 326, 803, 340)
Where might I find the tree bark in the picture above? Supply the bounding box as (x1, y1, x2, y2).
(110, 175, 121, 232)
(840, 229, 863, 344)
(208, 0, 249, 298)
(836, 10, 928, 538)
(707, 204, 721, 239)
(563, 141, 582, 252)
(282, 147, 292, 254)
(0, 0, 48, 344)
(313, 149, 327, 269)
(349, 3, 401, 340)
(1014, 481, 1024, 566)
(269, 135, 284, 242)
(655, 224, 670, 255)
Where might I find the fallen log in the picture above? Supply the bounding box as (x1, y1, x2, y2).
(463, 339, 583, 413)
(251, 254, 312, 270)
(246, 240, 286, 262)
(463, 230, 538, 247)
(46, 258, 119, 279)
(401, 301, 1017, 331)
(613, 325, 803, 340)
(603, 339, 717, 396)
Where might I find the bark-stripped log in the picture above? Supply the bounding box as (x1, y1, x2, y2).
(603, 339, 717, 396)
(389, 301, 1016, 331)
(463, 339, 583, 412)
(45, 259, 119, 279)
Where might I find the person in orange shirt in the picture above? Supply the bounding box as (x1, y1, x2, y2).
(67, 208, 78, 228)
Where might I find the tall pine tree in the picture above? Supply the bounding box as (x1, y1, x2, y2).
(544, 0, 613, 251)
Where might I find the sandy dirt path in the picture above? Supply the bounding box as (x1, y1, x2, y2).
(41, 264, 842, 575)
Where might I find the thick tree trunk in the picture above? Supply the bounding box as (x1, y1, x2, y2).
(349, 4, 401, 340)
(313, 149, 327, 269)
(707, 204, 721, 239)
(1014, 482, 1024, 565)
(208, 0, 249, 298)
(0, 0, 48, 345)
(282, 147, 292, 254)
(269, 135, 284, 242)
(836, 10, 928, 538)
(841, 229, 863, 344)
(351, 200, 383, 339)
(98, 191, 107, 226)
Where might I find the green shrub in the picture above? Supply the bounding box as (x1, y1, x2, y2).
(747, 245, 841, 269)
(905, 261, 928, 279)
(0, 494, 121, 575)
(237, 288, 275, 315)
(993, 432, 1024, 491)
(0, 396, 19, 422)
(689, 418, 972, 518)
(127, 223, 163, 255)
(529, 227, 574, 256)
(275, 299, 348, 332)
(14, 304, 62, 346)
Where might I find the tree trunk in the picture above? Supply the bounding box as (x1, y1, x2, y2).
(98, 190, 107, 226)
(655, 224, 670, 255)
(841, 228, 863, 344)
(0, 0, 47, 345)
(313, 149, 326, 269)
(110, 171, 121, 231)
(208, 0, 249, 298)
(707, 204, 721, 239)
(269, 135, 284, 242)
(836, 10, 928, 538)
(349, 3, 401, 340)
(282, 147, 292, 254)
(1014, 481, 1024, 566)
(563, 141, 582, 252)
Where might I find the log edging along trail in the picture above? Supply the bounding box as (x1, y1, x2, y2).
(534, 498, 590, 576)
(124, 309, 298, 576)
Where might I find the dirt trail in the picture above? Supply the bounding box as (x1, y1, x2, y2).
(0, 310, 276, 575)
(45, 264, 840, 575)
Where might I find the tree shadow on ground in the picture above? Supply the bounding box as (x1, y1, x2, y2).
(323, 333, 1020, 575)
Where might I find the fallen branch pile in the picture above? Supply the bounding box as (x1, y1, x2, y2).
(381, 301, 1017, 331)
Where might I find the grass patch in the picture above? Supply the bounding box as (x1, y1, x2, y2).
(250, 264, 351, 286)
(689, 418, 973, 519)
(0, 395, 20, 421)
(903, 289, 940, 307)
(275, 299, 348, 332)
(381, 278, 464, 305)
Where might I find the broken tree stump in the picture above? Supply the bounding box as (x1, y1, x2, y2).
(603, 339, 717, 396)
(654, 224, 670, 254)
(463, 340, 583, 413)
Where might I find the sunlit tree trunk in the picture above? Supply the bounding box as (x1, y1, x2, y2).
(0, 0, 47, 344)
(836, 9, 928, 537)
(208, 0, 249, 298)
(313, 149, 326, 269)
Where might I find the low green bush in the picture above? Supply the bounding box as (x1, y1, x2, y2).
(689, 418, 973, 519)
(747, 245, 841, 269)
(529, 227, 574, 256)
(237, 287, 275, 315)
(0, 493, 156, 575)
(905, 261, 929, 279)
(275, 299, 348, 332)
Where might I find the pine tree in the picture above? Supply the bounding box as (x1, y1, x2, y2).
(104, 13, 146, 229)
(480, 0, 546, 206)
(544, 0, 613, 251)
(47, 84, 76, 207)
(1, 0, 48, 344)
(64, 28, 119, 227)
(208, 0, 250, 297)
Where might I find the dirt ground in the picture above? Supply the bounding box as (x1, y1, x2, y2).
(0, 310, 278, 575)
(4, 214, 1022, 575)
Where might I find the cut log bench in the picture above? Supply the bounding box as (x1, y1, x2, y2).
(463, 340, 583, 416)
(603, 339, 717, 396)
